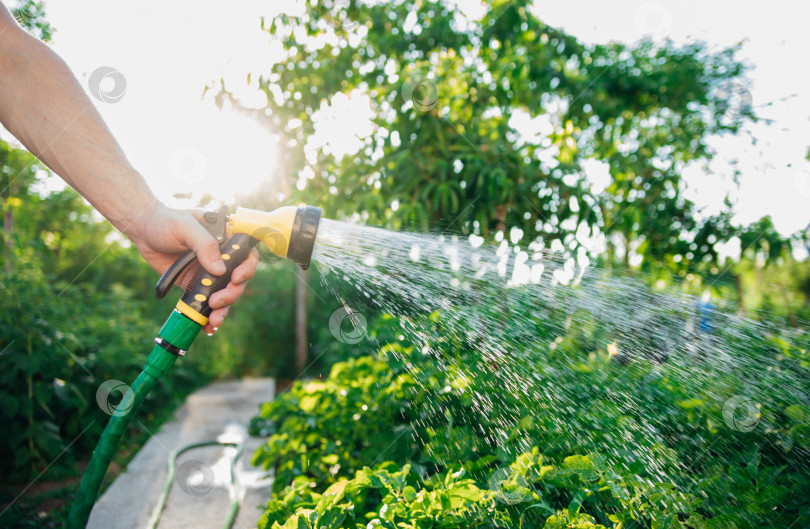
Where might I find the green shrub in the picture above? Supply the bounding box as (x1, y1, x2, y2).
(252, 310, 809, 529)
(258, 449, 710, 529)
(0, 265, 205, 482)
(0, 167, 204, 482)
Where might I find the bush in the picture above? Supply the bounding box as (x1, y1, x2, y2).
(252, 310, 810, 529)
(0, 167, 205, 483)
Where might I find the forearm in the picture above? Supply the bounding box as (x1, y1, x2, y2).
(0, 18, 158, 239)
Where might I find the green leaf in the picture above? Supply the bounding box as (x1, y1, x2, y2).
(278, 511, 313, 529)
(676, 398, 704, 410)
(318, 507, 346, 529)
(788, 423, 810, 448)
(299, 395, 319, 412)
(0, 393, 20, 417)
(321, 454, 339, 466)
(403, 486, 417, 501)
(567, 488, 587, 520)
(316, 480, 347, 511)
(757, 485, 789, 508)
(563, 455, 593, 471)
(784, 404, 810, 424)
(448, 483, 484, 502)
(703, 514, 738, 529)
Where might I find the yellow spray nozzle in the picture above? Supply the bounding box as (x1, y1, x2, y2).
(229, 205, 322, 269)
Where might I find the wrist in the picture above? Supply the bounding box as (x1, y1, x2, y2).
(116, 197, 164, 244)
(95, 169, 162, 242)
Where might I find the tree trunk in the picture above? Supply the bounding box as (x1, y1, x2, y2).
(295, 267, 309, 374)
(622, 234, 632, 275)
(605, 238, 614, 272)
(733, 273, 745, 315)
(3, 209, 12, 275)
(2, 149, 11, 275)
(779, 282, 799, 327)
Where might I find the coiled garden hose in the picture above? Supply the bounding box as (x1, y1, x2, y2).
(147, 440, 245, 529)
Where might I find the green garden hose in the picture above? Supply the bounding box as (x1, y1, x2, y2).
(66, 310, 200, 529)
(147, 440, 245, 529)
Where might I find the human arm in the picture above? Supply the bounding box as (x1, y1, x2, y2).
(0, 4, 256, 333)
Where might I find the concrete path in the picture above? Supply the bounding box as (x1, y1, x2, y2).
(87, 378, 276, 529)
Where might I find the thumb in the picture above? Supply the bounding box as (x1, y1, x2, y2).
(179, 217, 227, 276)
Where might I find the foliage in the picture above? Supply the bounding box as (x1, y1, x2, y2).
(252, 307, 810, 529)
(216, 0, 794, 277)
(258, 446, 719, 529)
(0, 480, 75, 528)
(733, 251, 810, 325)
(251, 354, 418, 489)
(9, 0, 53, 41)
(0, 145, 205, 483)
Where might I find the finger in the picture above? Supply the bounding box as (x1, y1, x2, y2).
(188, 209, 205, 222)
(208, 279, 249, 310)
(231, 248, 260, 284)
(208, 306, 230, 329)
(178, 215, 226, 276)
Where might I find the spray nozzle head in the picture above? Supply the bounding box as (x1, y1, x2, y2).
(229, 205, 321, 269)
(287, 206, 321, 270)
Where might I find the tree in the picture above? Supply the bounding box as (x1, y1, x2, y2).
(9, 0, 53, 40)
(1, 140, 39, 273)
(218, 0, 752, 271)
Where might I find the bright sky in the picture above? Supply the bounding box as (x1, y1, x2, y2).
(11, 0, 810, 242)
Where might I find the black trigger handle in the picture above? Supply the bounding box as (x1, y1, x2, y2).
(155, 250, 197, 299)
(155, 205, 230, 300)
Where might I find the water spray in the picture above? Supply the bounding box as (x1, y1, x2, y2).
(67, 204, 321, 529)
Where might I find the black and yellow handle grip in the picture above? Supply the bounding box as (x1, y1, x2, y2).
(156, 204, 321, 326)
(175, 233, 259, 326)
